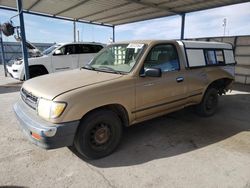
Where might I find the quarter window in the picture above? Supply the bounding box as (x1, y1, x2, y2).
(215, 50, 225, 64)
(144, 44, 180, 72)
(204, 50, 225, 65)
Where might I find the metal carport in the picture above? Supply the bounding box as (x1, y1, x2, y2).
(0, 0, 249, 79)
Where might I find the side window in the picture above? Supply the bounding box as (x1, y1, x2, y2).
(91, 45, 103, 53)
(144, 44, 180, 72)
(64, 45, 75, 55)
(56, 46, 66, 55)
(76, 44, 91, 54)
(204, 50, 225, 65)
(215, 50, 225, 64)
(205, 50, 217, 65)
(86, 45, 103, 53)
(75, 44, 103, 54)
(75, 44, 82, 54)
(82, 45, 91, 53)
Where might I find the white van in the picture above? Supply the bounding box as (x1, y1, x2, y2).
(7, 42, 105, 80)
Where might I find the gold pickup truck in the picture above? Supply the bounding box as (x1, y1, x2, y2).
(14, 40, 236, 159)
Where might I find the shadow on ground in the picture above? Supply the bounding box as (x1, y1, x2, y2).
(0, 82, 22, 94)
(70, 92, 250, 167)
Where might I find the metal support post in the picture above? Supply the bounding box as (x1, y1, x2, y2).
(180, 13, 186, 40)
(0, 28, 7, 77)
(112, 26, 115, 42)
(77, 30, 80, 42)
(16, 0, 29, 80)
(73, 20, 76, 42)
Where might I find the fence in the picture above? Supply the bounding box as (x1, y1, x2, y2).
(0, 41, 53, 64)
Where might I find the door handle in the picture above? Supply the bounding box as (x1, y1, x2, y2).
(55, 67, 70, 70)
(176, 77, 184, 83)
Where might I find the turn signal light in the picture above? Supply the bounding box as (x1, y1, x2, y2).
(31, 132, 41, 140)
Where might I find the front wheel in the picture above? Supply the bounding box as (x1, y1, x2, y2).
(196, 87, 219, 117)
(74, 109, 123, 159)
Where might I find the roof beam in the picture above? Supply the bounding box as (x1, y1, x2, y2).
(113, 13, 175, 26)
(103, 10, 170, 24)
(111, 0, 250, 25)
(27, 0, 42, 11)
(54, 0, 91, 16)
(76, 2, 132, 20)
(124, 0, 181, 14)
(0, 6, 113, 27)
(91, 0, 182, 23)
(169, 0, 213, 10)
(91, 6, 149, 23)
(168, 0, 250, 12)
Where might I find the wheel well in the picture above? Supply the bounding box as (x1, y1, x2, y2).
(29, 65, 48, 74)
(208, 78, 233, 95)
(22, 65, 49, 80)
(81, 104, 129, 127)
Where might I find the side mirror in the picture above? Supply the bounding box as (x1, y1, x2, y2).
(53, 50, 63, 56)
(141, 68, 162, 77)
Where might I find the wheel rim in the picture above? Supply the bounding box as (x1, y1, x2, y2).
(206, 94, 217, 111)
(90, 123, 111, 149)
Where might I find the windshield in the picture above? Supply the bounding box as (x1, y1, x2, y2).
(43, 44, 61, 55)
(87, 43, 145, 73)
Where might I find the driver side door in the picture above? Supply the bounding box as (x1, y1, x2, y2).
(51, 44, 78, 72)
(135, 43, 187, 120)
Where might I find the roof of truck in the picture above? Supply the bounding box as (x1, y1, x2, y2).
(181, 40, 233, 49)
(113, 40, 233, 49)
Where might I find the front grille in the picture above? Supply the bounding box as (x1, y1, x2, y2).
(21, 88, 38, 110)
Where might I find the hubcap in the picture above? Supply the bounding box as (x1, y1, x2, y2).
(90, 124, 111, 146)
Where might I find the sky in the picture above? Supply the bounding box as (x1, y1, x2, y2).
(0, 2, 250, 44)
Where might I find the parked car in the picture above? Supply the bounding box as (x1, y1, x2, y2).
(14, 40, 236, 159)
(26, 41, 43, 58)
(7, 42, 105, 80)
(7, 41, 43, 66)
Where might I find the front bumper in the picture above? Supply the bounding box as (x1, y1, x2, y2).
(14, 100, 79, 149)
(7, 65, 22, 80)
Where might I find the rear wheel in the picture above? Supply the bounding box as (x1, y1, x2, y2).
(196, 87, 218, 117)
(74, 109, 123, 159)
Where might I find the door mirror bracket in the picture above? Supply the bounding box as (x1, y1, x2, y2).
(53, 50, 63, 56)
(140, 68, 162, 77)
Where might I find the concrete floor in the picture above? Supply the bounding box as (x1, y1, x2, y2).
(0, 65, 250, 188)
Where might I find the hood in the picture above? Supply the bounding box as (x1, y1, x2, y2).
(28, 55, 48, 61)
(22, 69, 123, 100)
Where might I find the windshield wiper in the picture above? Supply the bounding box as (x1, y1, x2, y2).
(97, 66, 123, 74)
(81, 65, 95, 70)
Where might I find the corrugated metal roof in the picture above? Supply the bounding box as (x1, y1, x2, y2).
(0, 0, 249, 26)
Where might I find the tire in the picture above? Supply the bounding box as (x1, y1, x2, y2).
(74, 109, 123, 159)
(29, 66, 48, 79)
(196, 87, 218, 117)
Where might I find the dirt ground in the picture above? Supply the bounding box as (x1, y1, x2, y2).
(0, 65, 250, 188)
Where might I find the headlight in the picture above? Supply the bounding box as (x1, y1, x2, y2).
(37, 98, 66, 119)
(14, 60, 23, 65)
